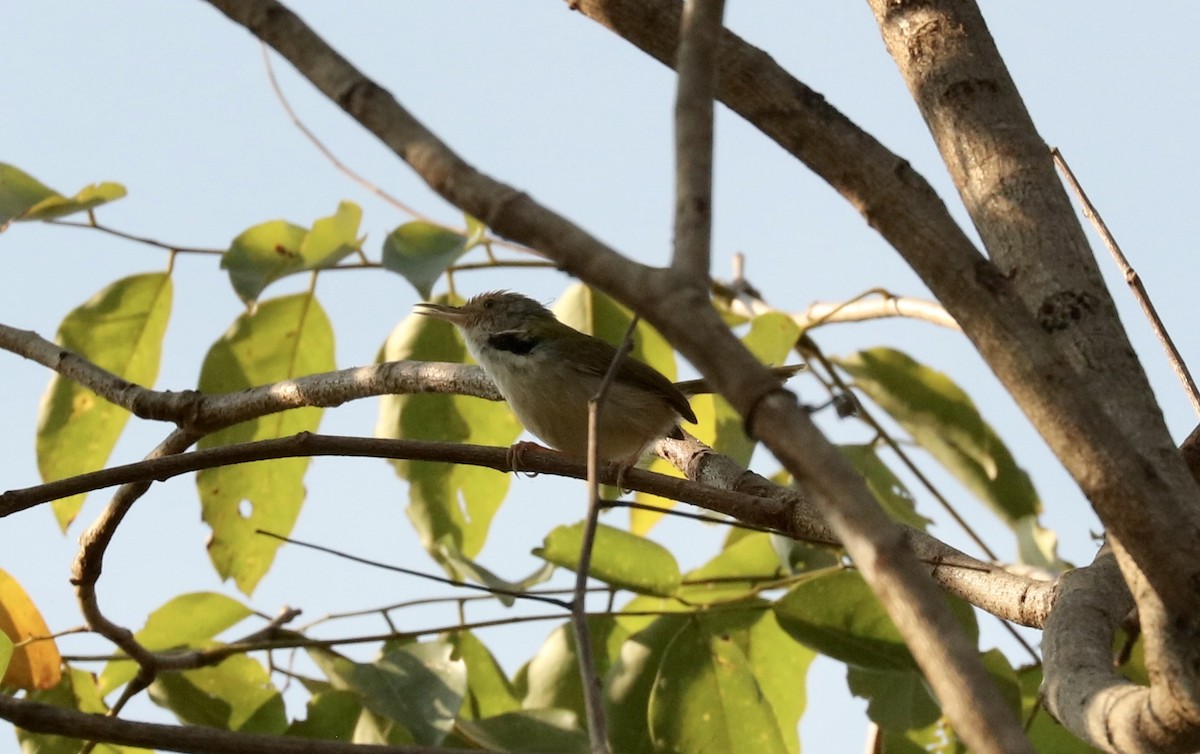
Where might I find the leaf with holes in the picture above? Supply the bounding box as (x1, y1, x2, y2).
(196, 293, 334, 594)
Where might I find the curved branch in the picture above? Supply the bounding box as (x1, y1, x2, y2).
(0, 321, 499, 429)
(1040, 546, 1158, 754)
(6, 425, 1055, 628)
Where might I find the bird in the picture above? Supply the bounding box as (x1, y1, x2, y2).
(414, 290, 699, 467)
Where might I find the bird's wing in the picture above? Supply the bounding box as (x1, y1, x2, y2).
(569, 340, 698, 424)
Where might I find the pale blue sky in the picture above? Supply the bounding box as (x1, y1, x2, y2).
(3, 2, 1198, 750)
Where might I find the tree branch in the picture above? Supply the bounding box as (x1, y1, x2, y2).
(0, 692, 527, 754)
(670, 0, 724, 280)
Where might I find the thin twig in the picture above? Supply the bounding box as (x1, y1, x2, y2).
(46, 218, 222, 255)
(576, 315, 641, 754)
(261, 43, 436, 225)
(257, 530, 570, 609)
(1052, 147, 1200, 417)
(260, 43, 544, 259)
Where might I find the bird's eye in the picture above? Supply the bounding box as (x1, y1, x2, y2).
(482, 298, 495, 309)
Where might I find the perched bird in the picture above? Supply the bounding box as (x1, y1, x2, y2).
(415, 291, 698, 466)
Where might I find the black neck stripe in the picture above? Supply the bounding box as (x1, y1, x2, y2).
(488, 331, 538, 356)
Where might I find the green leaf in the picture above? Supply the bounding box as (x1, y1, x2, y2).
(377, 296, 521, 561)
(300, 200, 363, 269)
(839, 445, 932, 530)
(100, 592, 252, 695)
(310, 640, 467, 746)
(221, 203, 364, 302)
(604, 613, 692, 754)
(522, 617, 628, 722)
(22, 669, 152, 754)
(197, 293, 334, 594)
(834, 347, 1040, 523)
(677, 532, 786, 605)
(286, 690, 362, 741)
(738, 610, 815, 754)
(221, 220, 308, 302)
(652, 606, 814, 754)
(880, 718, 961, 754)
(450, 631, 521, 720)
(0, 163, 126, 226)
(36, 272, 173, 529)
(705, 311, 801, 464)
(455, 709, 589, 753)
(648, 616, 789, 754)
(381, 221, 472, 298)
(149, 654, 287, 734)
(980, 648, 1023, 718)
(773, 569, 917, 671)
(847, 666, 940, 731)
(534, 522, 681, 597)
(553, 283, 678, 381)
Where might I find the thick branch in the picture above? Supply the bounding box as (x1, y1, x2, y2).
(867, 0, 1200, 743)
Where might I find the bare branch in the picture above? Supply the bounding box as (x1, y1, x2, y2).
(0, 692, 523, 754)
(796, 294, 960, 331)
(47, 218, 223, 255)
(1052, 147, 1200, 416)
(671, 0, 725, 280)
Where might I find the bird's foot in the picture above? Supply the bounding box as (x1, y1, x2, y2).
(507, 440, 549, 477)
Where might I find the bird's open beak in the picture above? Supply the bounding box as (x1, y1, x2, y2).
(414, 301, 467, 325)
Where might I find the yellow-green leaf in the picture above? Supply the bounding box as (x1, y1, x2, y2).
(100, 592, 252, 695)
(221, 220, 308, 303)
(450, 631, 520, 721)
(36, 273, 173, 529)
(521, 617, 627, 722)
(197, 293, 334, 594)
(0, 163, 126, 225)
(377, 295, 520, 562)
(534, 522, 681, 597)
(300, 200, 363, 270)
